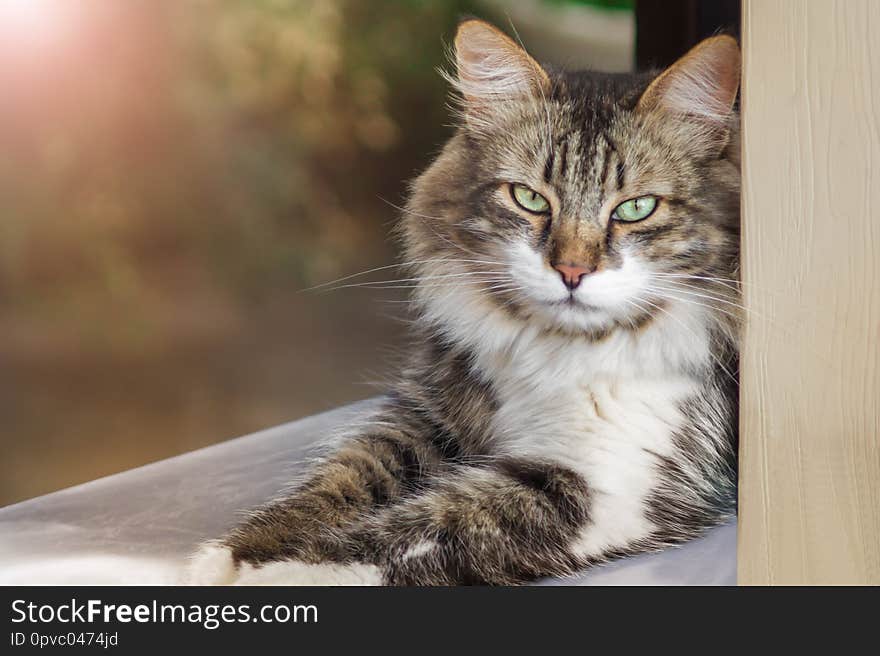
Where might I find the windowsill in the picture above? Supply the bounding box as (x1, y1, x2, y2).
(0, 399, 735, 585)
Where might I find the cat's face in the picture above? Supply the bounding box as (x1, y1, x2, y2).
(405, 21, 741, 339)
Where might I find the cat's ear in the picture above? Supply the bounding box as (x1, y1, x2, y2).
(637, 35, 740, 152)
(450, 19, 549, 127)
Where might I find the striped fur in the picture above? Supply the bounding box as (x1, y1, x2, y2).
(187, 20, 741, 586)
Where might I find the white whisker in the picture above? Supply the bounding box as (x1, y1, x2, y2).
(633, 294, 739, 387)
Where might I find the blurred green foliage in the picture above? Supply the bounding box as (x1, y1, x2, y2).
(180, 0, 483, 293)
(0, 0, 480, 352)
(545, 0, 633, 8)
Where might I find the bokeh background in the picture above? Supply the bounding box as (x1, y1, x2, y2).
(0, 0, 634, 506)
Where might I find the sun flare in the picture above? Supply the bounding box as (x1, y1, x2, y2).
(0, 0, 71, 48)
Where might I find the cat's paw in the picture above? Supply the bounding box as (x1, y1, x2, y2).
(183, 542, 383, 586)
(184, 543, 239, 585)
(234, 560, 384, 586)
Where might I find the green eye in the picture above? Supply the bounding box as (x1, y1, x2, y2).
(612, 196, 658, 222)
(511, 184, 550, 214)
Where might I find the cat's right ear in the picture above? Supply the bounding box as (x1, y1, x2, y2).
(637, 35, 740, 154)
(450, 19, 549, 129)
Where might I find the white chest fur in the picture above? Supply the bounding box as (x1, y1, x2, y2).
(489, 364, 698, 557)
(473, 314, 707, 558)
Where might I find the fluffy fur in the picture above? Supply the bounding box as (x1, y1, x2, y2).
(186, 20, 741, 586)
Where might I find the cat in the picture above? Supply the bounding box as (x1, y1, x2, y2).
(186, 18, 741, 586)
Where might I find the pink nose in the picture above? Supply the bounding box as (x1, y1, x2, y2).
(553, 263, 593, 290)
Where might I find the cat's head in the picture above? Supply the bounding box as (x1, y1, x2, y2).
(404, 19, 740, 343)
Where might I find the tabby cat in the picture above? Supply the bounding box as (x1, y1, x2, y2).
(187, 19, 741, 586)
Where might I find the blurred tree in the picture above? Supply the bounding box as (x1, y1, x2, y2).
(177, 0, 482, 296)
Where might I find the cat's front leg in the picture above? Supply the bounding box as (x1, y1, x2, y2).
(351, 459, 591, 585)
(184, 411, 441, 585)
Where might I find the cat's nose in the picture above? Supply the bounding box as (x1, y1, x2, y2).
(553, 262, 593, 290)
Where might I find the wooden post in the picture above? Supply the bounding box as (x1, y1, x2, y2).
(739, 0, 880, 584)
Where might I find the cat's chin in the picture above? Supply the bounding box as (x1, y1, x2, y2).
(523, 298, 620, 336)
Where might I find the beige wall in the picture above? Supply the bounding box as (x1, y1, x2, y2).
(739, 0, 880, 584)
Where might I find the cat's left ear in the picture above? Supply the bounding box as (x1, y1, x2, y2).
(637, 35, 740, 153)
